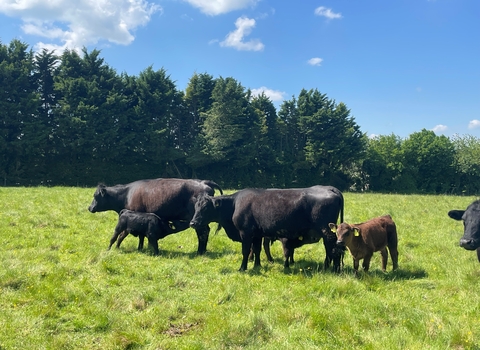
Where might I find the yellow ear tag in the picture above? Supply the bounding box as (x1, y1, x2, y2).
(214, 201, 220, 207)
(330, 227, 336, 233)
(354, 229, 360, 237)
(298, 236, 303, 241)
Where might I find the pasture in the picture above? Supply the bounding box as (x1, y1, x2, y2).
(0, 187, 479, 349)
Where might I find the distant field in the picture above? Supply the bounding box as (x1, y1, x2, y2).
(1, 187, 479, 349)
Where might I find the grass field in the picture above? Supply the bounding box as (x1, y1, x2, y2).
(1, 187, 480, 349)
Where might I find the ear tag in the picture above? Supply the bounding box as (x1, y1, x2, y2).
(214, 201, 220, 207)
(354, 229, 360, 237)
(298, 236, 303, 241)
(330, 227, 336, 233)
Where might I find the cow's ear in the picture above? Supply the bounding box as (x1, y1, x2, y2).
(353, 227, 360, 236)
(448, 210, 464, 221)
(328, 223, 337, 232)
(100, 188, 107, 196)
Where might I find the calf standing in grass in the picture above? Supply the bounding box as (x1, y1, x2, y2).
(329, 215, 398, 272)
(109, 209, 188, 255)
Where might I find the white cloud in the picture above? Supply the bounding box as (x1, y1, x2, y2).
(220, 16, 264, 51)
(251, 86, 286, 102)
(0, 0, 161, 52)
(314, 6, 342, 20)
(432, 124, 448, 133)
(468, 120, 480, 129)
(308, 57, 323, 66)
(183, 0, 259, 16)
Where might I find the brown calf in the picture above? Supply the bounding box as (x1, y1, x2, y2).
(329, 215, 398, 272)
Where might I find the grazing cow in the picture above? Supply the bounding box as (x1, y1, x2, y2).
(330, 215, 399, 272)
(88, 178, 223, 254)
(189, 186, 344, 271)
(448, 200, 480, 262)
(111, 210, 191, 254)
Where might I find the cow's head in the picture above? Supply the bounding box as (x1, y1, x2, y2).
(189, 193, 218, 229)
(88, 184, 108, 213)
(448, 200, 480, 251)
(329, 222, 360, 248)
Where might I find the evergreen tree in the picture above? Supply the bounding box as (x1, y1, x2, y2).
(198, 77, 260, 186)
(184, 72, 216, 171)
(0, 40, 39, 185)
(279, 89, 366, 188)
(54, 48, 128, 184)
(277, 96, 302, 185)
(32, 48, 60, 183)
(134, 66, 184, 178)
(250, 93, 282, 186)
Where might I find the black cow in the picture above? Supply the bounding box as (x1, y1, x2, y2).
(111, 210, 191, 254)
(109, 209, 189, 255)
(189, 186, 344, 271)
(88, 178, 223, 254)
(448, 200, 480, 262)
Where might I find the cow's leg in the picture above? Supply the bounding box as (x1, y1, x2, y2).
(380, 247, 388, 271)
(147, 236, 160, 256)
(281, 240, 292, 268)
(263, 237, 274, 263)
(353, 258, 360, 271)
(195, 225, 210, 255)
(362, 253, 373, 271)
(251, 237, 262, 268)
(248, 244, 254, 261)
(322, 231, 337, 270)
(330, 247, 343, 273)
(387, 233, 399, 270)
(289, 248, 295, 265)
(240, 234, 252, 271)
(477, 248, 480, 262)
(109, 226, 124, 250)
(115, 230, 129, 249)
(137, 235, 145, 251)
(388, 246, 399, 270)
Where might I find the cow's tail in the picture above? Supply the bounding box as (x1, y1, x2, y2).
(339, 192, 344, 224)
(204, 180, 224, 195)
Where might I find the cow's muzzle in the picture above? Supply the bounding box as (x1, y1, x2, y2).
(189, 220, 198, 229)
(459, 238, 479, 251)
(336, 240, 346, 248)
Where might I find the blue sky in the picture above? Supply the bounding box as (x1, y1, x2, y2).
(1, 0, 479, 138)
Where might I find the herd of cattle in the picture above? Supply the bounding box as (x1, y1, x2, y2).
(87, 177, 480, 273)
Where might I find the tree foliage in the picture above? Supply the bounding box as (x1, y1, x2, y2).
(1, 40, 479, 194)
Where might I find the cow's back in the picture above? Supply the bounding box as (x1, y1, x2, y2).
(126, 178, 212, 220)
(232, 186, 342, 234)
(359, 215, 395, 249)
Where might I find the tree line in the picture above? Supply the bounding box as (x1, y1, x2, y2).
(1, 39, 479, 194)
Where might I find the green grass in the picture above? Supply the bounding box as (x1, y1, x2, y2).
(1, 187, 480, 349)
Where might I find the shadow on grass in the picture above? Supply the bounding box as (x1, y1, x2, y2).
(338, 265, 428, 281)
(277, 258, 428, 281)
(114, 246, 227, 260)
